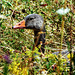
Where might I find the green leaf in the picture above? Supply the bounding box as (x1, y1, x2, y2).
(62, 0, 65, 3)
(6, 14, 11, 17)
(2, 0, 13, 7)
(45, 0, 50, 5)
(7, 1, 13, 7)
(3, 63, 8, 75)
(66, 41, 70, 52)
(20, 29, 24, 32)
(1, 25, 6, 29)
(0, 3, 2, 13)
(2, 0, 7, 3)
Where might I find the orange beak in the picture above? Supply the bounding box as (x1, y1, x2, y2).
(12, 20, 25, 29)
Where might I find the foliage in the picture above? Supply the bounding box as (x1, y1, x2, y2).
(0, 0, 75, 75)
(8, 53, 28, 75)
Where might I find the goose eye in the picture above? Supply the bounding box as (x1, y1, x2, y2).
(29, 18, 33, 20)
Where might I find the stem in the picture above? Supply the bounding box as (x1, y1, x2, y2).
(70, 20, 73, 75)
(60, 16, 64, 51)
(0, 2, 2, 13)
(59, 16, 64, 74)
(64, 0, 67, 8)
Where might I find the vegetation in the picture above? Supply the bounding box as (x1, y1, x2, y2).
(0, 0, 75, 75)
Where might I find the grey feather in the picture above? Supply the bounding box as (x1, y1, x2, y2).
(24, 14, 44, 30)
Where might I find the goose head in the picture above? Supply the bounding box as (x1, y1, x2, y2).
(12, 14, 44, 31)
